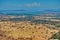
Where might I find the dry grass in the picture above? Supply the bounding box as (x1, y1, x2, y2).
(0, 21, 59, 40)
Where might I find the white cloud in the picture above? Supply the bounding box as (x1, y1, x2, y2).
(21, 2, 40, 7)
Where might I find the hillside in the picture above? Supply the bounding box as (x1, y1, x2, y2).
(0, 21, 59, 40)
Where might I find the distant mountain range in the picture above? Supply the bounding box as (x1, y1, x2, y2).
(0, 9, 60, 13)
(0, 9, 60, 16)
(44, 9, 60, 12)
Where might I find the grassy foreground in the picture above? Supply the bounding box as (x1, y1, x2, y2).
(0, 21, 59, 40)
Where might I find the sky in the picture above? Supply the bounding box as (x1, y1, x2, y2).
(0, 0, 60, 11)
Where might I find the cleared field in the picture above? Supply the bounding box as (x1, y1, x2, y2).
(0, 21, 59, 40)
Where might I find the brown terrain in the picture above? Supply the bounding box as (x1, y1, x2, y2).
(0, 21, 59, 40)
